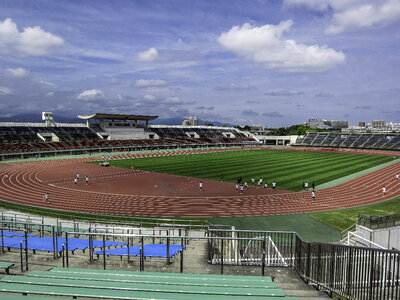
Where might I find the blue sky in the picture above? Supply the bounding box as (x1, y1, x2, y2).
(0, 0, 399, 127)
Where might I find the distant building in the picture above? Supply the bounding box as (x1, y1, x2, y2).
(372, 120, 387, 129)
(182, 117, 198, 126)
(343, 120, 400, 133)
(305, 119, 348, 130)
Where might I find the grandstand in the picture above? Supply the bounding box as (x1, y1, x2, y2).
(0, 112, 255, 161)
(294, 132, 400, 151)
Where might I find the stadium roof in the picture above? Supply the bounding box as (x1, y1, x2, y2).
(78, 113, 158, 121)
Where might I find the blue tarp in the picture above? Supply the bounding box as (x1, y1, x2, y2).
(94, 244, 186, 258)
(0, 231, 35, 237)
(0, 236, 127, 252)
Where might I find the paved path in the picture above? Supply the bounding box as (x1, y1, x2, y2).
(0, 148, 399, 217)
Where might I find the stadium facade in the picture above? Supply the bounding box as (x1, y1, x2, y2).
(0, 112, 256, 161)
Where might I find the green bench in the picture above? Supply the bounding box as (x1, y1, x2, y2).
(28, 270, 277, 288)
(0, 268, 300, 299)
(0, 281, 300, 299)
(1, 275, 285, 297)
(0, 293, 61, 299)
(0, 262, 14, 274)
(50, 267, 274, 283)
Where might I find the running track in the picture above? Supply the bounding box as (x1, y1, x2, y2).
(1, 148, 400, 217)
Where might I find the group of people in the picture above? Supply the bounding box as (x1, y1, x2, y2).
(232, 177, 278, 193)
(74, 173, 89, 186)
(302, 181, 315, 191)
(301, 181, 316, 200)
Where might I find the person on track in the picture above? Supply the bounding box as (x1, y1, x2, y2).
(43, 193, 49, 202)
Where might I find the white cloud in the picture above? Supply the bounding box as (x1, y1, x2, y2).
(0, 18, 64, 56)
(6, 68, 29, 78)
(215, 83, 254, 91)
(284, 0, 400, 34)
(137, 47, 158, 62)
(144, 94, 156, 101)
(77, 89, 105, 101)
(134, 79, 168, 88)
(218, 20, 345, 72)
(264, 89, 304, 96)
(326, 1, 400, 34)
(164, 96, 182, 104)
(45, 91, 54, 97)
(40, 80, 56, 88)
(0, 86, 13, 95)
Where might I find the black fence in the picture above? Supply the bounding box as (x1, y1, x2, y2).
(209, 229, 400, 300)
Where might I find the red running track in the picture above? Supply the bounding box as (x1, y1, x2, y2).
(0, 148, 399, 217)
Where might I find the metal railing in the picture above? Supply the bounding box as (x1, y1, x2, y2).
(295, 236, 400, 300)
(209, 228, 400, 299)
(207, 229, 296, 267)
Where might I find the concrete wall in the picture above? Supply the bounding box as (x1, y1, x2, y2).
(356, 224, 400, 250)
(256, 135, 298, 146)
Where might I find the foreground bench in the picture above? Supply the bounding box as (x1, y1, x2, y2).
(0, 262, 14, 274)
(0, 267, 300, 299)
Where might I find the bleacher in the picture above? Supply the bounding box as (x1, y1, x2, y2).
(295, 131, 400, 151)
(320, 133, 336, 147)
(0, 121, 255, 158)
(310, 133, 327, 146)
(0, 267, 298, 299)
(384, 137, 400, 149)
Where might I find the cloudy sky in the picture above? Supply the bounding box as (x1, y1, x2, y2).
(0, 0, 399, 127)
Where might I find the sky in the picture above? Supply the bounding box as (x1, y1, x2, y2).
(0, 0, 399, 127)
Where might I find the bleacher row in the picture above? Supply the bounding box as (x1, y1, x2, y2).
(0, 125, 252, 155)
(0, 267, 299, 299)
(295, 132, 400, 150)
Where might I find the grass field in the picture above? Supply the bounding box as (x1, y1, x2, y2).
(104, 149, 394, 191)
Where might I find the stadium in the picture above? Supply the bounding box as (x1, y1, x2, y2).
(0, 112, 400, 299)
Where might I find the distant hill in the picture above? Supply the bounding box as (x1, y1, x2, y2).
(0, 114, 234, 127)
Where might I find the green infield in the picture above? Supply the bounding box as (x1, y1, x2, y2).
(98, 149, 394, 191)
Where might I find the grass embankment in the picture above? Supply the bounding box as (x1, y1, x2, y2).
(102, 149, 394, 191)
(309, 196, 400, 231)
